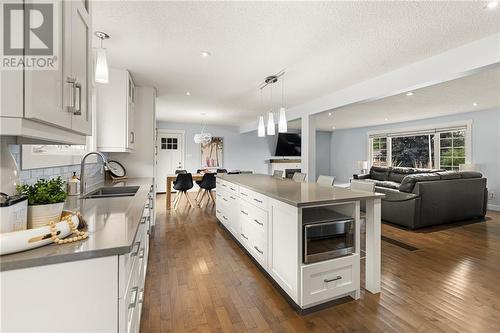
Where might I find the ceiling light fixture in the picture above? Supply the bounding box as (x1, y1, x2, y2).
(278, 73, 287, 133)
(256, 72, 287, 137)
(267, 77, 276, 135)
(406, 92, 414, 96)
(185, 92, 191, 96)
(473, 102, 478, 107)
(194, 113, 212, 144)
(258, 116, 266, 137)
(201, 50, 211, 57)
(328, 112, 332, 116)
(486, 1, 498, 9)
(94, 31, 110, 84)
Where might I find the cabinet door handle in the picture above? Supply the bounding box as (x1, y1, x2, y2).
(240, 210, 248, 215)
(130, 242, 141, 256)
(74, 82, 82, 115)
(138, 288, 145, 304)
(66, 77, 76, 113)
(241, 233, 248, 240)
(222, 215, 227, 220)
(140, 217, 146, 224)
(139, 248, 145, 259)
(253, 198, 263, 204)
(130, 131, 135, 144)
(254, 246, 263, 254)
(324, 276, 342, 283)
(129, 286, 139, 309)
(254, 219, 263, 226)
(241, 192, 248, 197)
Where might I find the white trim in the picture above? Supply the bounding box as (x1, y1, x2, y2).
(488, 204, 500, 212)
(366, 120, 473, 168)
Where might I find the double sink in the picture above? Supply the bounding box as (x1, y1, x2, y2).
(83, 186, 139, 199)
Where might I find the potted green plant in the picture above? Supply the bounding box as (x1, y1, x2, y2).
(17, 177, 67, 229)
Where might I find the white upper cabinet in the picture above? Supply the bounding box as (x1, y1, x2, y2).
(96, 68, 135, 152)
(0, 0, 91, 144)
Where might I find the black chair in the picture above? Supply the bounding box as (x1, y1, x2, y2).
(197, 173, 216, 208)
(216, 169, 227, 173)
(172, 173, 195, 209)
(175, 169, 187, 174)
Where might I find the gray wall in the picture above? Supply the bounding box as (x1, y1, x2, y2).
(329, 108, 500, 209)
(156, 122, 332, 178)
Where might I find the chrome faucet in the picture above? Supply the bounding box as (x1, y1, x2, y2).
(80, 151, 110, 195)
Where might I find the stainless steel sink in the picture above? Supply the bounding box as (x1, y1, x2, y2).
(83, 186, 139, 199)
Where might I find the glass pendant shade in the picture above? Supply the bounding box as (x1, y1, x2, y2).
(258, 116, 265, 137)
(267, 112, 275, 135)
(95, 48, 109, 83)
(278, 107, 287, 133)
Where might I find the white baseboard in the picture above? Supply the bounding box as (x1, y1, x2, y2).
(487, 203, 500, 212)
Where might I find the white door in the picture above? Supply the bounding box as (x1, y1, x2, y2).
(156, 131, 184, 192)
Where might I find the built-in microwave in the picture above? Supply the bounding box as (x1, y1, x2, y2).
(302, 210, 354, 264)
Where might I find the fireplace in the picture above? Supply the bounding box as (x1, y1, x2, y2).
(285, 168, 301, 179)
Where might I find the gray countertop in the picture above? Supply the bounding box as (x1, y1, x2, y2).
(0, 178, 153, 272)
(219, 174, 383, 207)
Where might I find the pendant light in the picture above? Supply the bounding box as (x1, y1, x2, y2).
(267, 83, 275, 135)
(95, 31, 110, 84)
(278, 73, 287, 133)
(258, 116, 265, 137)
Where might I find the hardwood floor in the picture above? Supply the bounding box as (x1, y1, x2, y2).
(140, 194, 500, 333)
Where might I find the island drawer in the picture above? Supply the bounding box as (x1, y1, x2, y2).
(301, 254, 360, 307)
(119, 221, 147, 297)
(239, 186, 268, 210)
(240, 201, 267, 236)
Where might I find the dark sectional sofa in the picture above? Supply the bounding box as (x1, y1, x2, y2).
(354, 166, 488, 229)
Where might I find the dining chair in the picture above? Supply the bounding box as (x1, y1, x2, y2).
(273, 170, 284, 179)
(216, 169, 228, 173)
(175, 169, 187, 174)
(172, 173, 196, 209)
(317, 175, 335, 186)
(197, 173, 217, 208)
(292, 172, 307, 182)
(350, 180, 375, 192)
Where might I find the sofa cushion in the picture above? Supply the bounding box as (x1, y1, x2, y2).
(459, 171, 482, 179)
(436, 171, 461, 180)
(375, 180, 400, 190)
(370, 166, 391, 181)
(399, 173, 441, 193)
(388, 167, 417, 183)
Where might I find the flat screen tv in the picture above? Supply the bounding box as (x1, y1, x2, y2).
(275, 133, 301, 156)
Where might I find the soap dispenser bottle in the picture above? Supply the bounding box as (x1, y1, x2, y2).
(67, 172, 80, 196)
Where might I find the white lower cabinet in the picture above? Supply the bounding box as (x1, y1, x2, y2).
(216, 178, 361, 310)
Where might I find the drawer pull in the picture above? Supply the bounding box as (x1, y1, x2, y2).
(230, 187, 236, 191)
(216, 209, 221, 214)
(230, 196, 236, 200)
(140, 217, 146, 224)
(253, 198, 263, 204)
(139, 248, 145, 259)
(324, 276, 342, 283)
(223, 198, 228, 202)
(241, 192, 248, 197)
(131, 242, 141, 256)
(241, 233, 248, 240)
(254, 219, 263, 226)
(254, 246, 263, 254)
(138, 288, 145, 304)
(240, 210, 248, 215)
(222, 184, 227, 187)
(222, 215, 228, 220)
(129, 286, 139, 309)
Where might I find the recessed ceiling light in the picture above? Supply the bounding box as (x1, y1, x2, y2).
(331, 126, 336, 130)
(328, 112, 332, 116)
(384, 118, 389, 121)
(473, 102, 478, 107)
(200, 51, 211, 57)
(486, 1, 498, 9)
(185, 92, 191, 96)
(406, 92, 414, 96)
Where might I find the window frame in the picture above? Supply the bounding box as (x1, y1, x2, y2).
(366, 120, 472, 170)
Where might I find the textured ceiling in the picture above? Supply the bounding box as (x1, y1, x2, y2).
(302, 66, 500, 131)
(92, 1, 500, 126)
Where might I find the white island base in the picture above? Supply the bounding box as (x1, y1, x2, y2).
(216, 174, 382, 311)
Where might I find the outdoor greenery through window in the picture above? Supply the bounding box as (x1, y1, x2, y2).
(370, 126, 468, 170)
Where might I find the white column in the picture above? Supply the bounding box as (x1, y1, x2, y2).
(365, 197, 382, 293)
(300, 115, 316, 182)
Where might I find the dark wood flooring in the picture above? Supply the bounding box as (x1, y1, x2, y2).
(140, 194, 500, 332)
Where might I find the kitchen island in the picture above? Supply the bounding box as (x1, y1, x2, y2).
(216, 174, 383, 310)
(0, 178, 154, 333)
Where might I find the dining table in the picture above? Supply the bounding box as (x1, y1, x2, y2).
(166, 173, 205, 209)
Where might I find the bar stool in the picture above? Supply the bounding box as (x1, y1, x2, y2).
(172, 173, 196, 209)
(273, 170, 284, 178)
(198, 173, 216, 208)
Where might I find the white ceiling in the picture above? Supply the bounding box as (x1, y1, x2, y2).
(92, 1, 500, 126)
(302, 65, 500, 131)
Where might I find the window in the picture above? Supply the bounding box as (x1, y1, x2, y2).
(369, 123, 470, 170)
(371, 137, 388, 166)
(439, 130, 465, 170)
